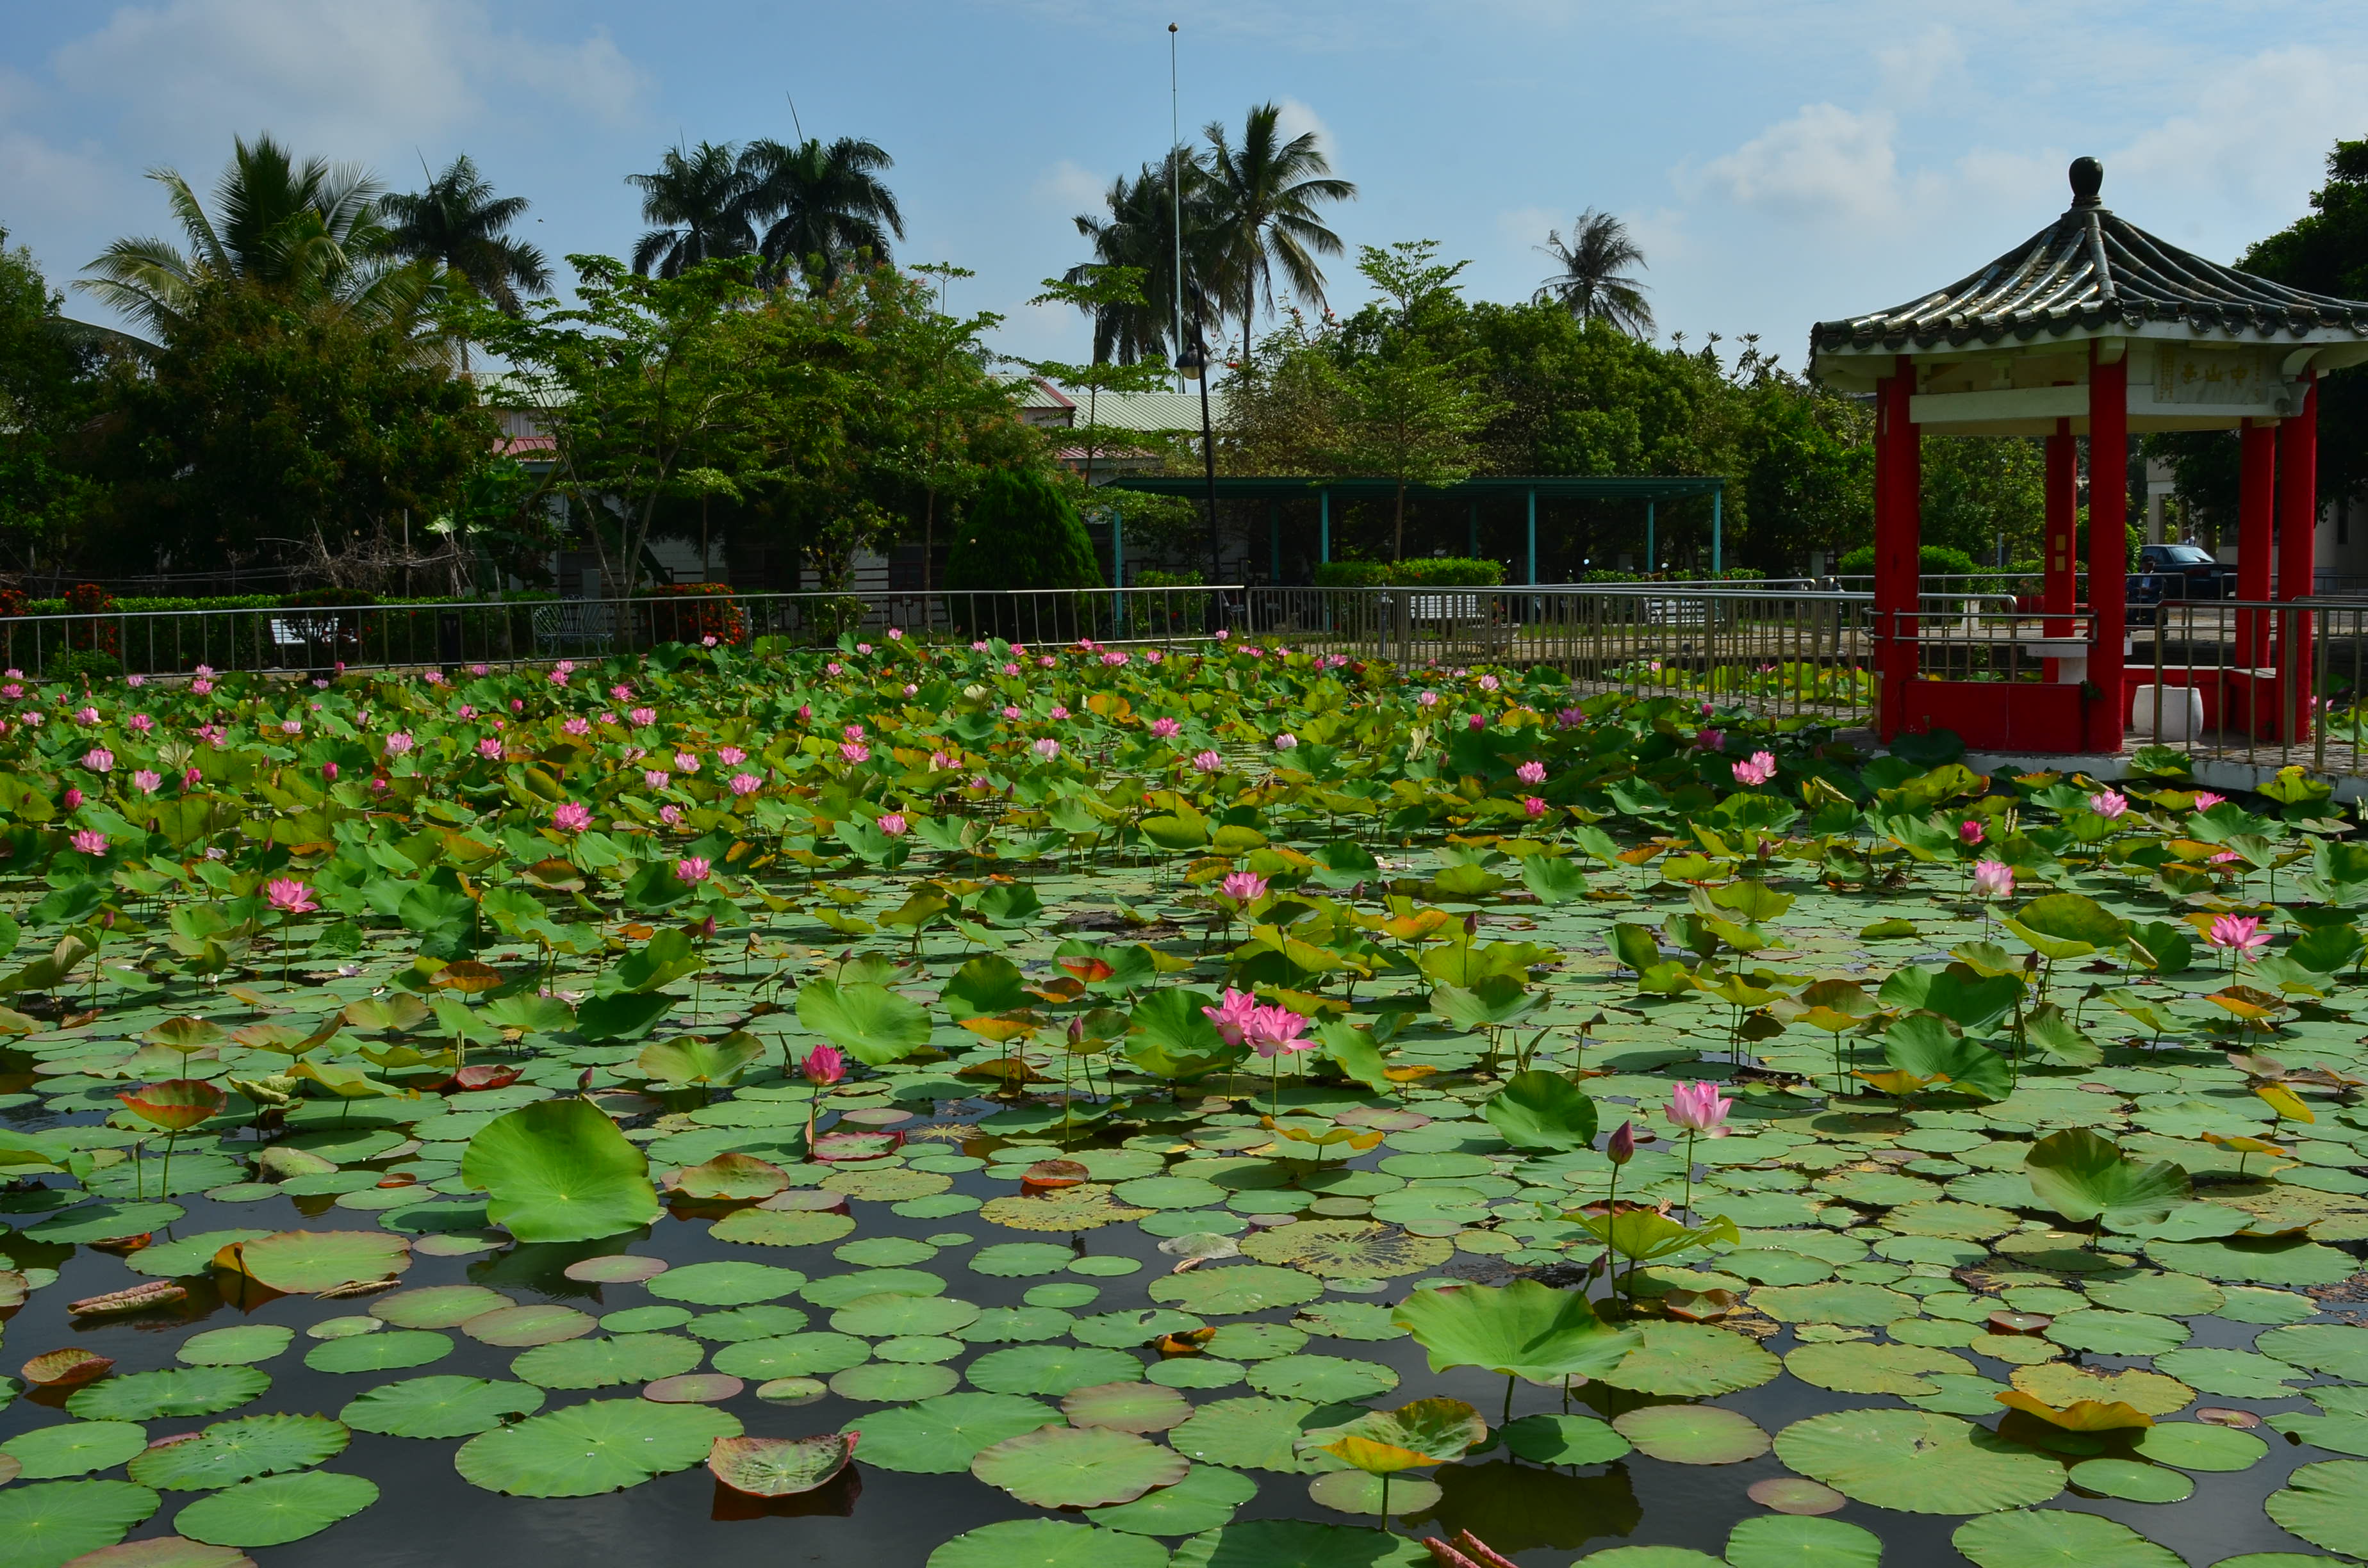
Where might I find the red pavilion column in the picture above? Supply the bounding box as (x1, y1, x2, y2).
(2085, 345, 2128, 752)
(2044, 419, 2077, 634)
(2238, 420, 2276, 669)
(1874, 368, 1920, 740)
(2277, 374, 2320, 737)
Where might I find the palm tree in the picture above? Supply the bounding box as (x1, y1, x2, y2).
(1533, 209, 1654, 336)
(381, 154, 550, 313)
(78, 133, 432, 345)
(737, 136, 904, 291)
(1067, 148, 1224, 366)
(627, 142, 757, 278)
(1203, 104, 1356, 361)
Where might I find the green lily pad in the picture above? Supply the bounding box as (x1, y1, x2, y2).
(2083, 1273, 2222, 1316)
(2150, 1348, 2303, 1399)
(1172, 1396, 1354, 1474)
(1501, 1414, 1631, 1465)
(2255, 1323, 2368, 1380)
(509, 1334, 705, 1390)
(1076, 1310, 1208, 1349)
(2068, 1457, 2193, 1503)
(302, 1330, 452, 1375)
(26, 1201, 186, 1244)
(711, 1332, 870, 1380)
(171, 1472, 378, 1548)
(1239, 1220, 1451, 1278)
(127, 1416, 348, 1491)
(2131, 1422, 2266, 1472)
(1088, 1462, 1260, 1536)
(645, 1261, 808, 1306)
(1240, 1349, 1397, 1402)
(846, 1392, 1059, 1473)
(798, 1268, 943, 1308)
(829, 1293, 980, 1337)
(971, 1425, 1189, 1508)
(459, 1097, 660, 1243)
(0, 1479, 161, 1568)
(68, 1369, 270, 1423)
(827, 1361, 958, 1401)
(1774, 1410, 2062, 1514)
(1597, 1321, 1781, 1396)
(1750, 1282, 1914, 1326)
(967, 1344, 1145, 1396)
(1951, 1508, 2183, 1568)
(2044, 1310, 2187, 1357)
(2265, 1459, 2368, 1557)
(1304, 1469, 1441, 1517)
(453, 1398, 740, 1497)
(711, 1207, 855, 1247)
(2, 1423, 151, 1480)
(176, 1326, 295, 1368)
(127, 1230, 271, 1278)
(1169, 1519, 1429, 1567)
(1392, 1279, 1639, 1381)
(218, 1230, 409, 1294)
(1785, 1342, 1973, 1396)
(1062, 1380, 1194, 1433)
(926, 1519, 1172, 1568)
(1150, 1264, 1326, 1316)
(1723, 1515, 1884, 1568)
(687, 1305, 811, 1342)
(460, 1304, 595, 1347)
(2145, 1236, 2356, 1286)
(971, 1243, 1082, 1277)
(368, 1284, 513, 1329)
(1610, 1405, 1769, 1465)
(338, 1376, 546, 1438)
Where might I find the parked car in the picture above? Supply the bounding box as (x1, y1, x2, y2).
(2137, 544, 2237, 599)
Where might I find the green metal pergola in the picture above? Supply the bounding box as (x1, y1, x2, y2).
(1101, 474, 1730, 584)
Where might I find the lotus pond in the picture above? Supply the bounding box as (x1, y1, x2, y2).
(0, 633, 2364, 1568)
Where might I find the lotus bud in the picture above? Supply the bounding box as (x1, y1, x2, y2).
(1606, 1120, 1636, 1165)
(1067, 1015, 1086, 1045)
(577, 1067, 595, 1093)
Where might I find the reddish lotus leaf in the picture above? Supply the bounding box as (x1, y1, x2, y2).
(117, 1079, 227, 1133)
(645, 1373, 744, 1404)
(562, 1254, 670, 1284)
(88, 1234, 155, 1256)
(51, 1537, 254, 1568)
(70, 1280, 187, 1316)
(1057, 956, 1116, 984)
(757, 1189, 849, 1214)
(666, 1154, 790, 1202)
(21, 1346, 115, 1386)
(445, 1065, 523, 1093)
(809, 1131, 900, 1163)
(2198, 1407, 2264, 1428)
(707, 1432, 858, 1497)
(431, 960, 505, 994)
(1022, 1159, 1089, 1191)
(1988, 1311, 2053, 1335)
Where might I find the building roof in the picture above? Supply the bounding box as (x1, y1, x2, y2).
(1811, 158, 2368, 360)
(1106, 475, 1723, 500)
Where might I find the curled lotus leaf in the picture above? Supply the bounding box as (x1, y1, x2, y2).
(459, 1098, 661, 1245)
(666, 1153, 790, 1202)
(1392, 1280, 1640, 1382)
(22, 1348, 116, 1387)
(2009, 1364, 2194, 1418)
(971, 1425, 1189, 1509)
(1301, 1397, 1486, 1473)
(706, 1432, 856, 1496)
(212, 1232, 409, 1294)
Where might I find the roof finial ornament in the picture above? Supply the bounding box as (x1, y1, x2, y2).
(2069, 157, 2104, 209)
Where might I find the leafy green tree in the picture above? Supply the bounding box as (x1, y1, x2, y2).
(379, 153, 550, 357)
(0, 233, 107, 568)
(627, 142, 757, 279)
(944, 468, 1103, 592)
(1201, 104, 1356, 361)
(1024, 266, 1174, 486)
(1532, 209, 1654, 338)
(1069, 149, 1227, 366)
(1314, 243, 1499, 559)
(739, 136, 904, 291)
(93, 281, 493, 574)
(78, 134, 436, 347)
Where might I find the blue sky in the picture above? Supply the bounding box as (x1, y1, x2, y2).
(4, 1, 2363, 370)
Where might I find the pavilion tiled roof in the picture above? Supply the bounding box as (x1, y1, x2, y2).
(1811, 158, 2368, 355)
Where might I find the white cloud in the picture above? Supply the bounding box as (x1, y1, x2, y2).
(1032, 158, 1106, 213)
(2109, 45, 2356, 221)
(1694, 104, 1919, 227)
(1873, 24, 1963, 102)
(1271, 96, 1340, 165)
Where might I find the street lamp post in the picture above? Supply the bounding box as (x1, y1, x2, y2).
(1176, 322, 1226, 633)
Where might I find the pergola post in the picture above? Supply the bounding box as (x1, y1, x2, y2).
(1112, 507, 1126, 629)
(1269, 501, 1280, 584)
(2239, 421, 2276, 669)
(1319, 489, 1330, 564)
(2044, 419, 2076, 634)
(1467, 500, 1478, 559)
(1646, 500, 1656, 575)
(1711, 487, 1723, 577)
(1873, 368, 1920, 739)
(1526, 489, 1537, 584)
(2278, 373, 2320, 734)
(2085, 344, 2128, 752)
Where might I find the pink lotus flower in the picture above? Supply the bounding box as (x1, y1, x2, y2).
(611, 684, 633, 700)
(1219, 870, 1269, 904)
(74, 706, 99, 724)
(1695, 728, 1725, 752)
(2192, 791, 2226, 810)
(1202, 987, 1260, 1047)
(2089, 789, 2128, 819)
(729, 772, 762, 796)
(1467, 714, 1486, 730)
(62, 787, 83, 810)
(843, 724, 866, 741)
(674, 751, 700, 773)
(800, 1043, 846, 1086)
(1032, 737, 1061, 759)
(826, 662, 845, 676)
(384, 732, 414, 756)
(1037, 656, 1055, 669)
(856, 643, 873, 655)
(718, 747, 746, 765)
(470, 664, 489, 677)
(1973, 860, 2014, 900)
(131, 769, 162, 795)
(266, 878, 317, 915)
(1479, 674, 1501, 692)
(675, 856, 712, 885)
(423, 671, 445, 686)
(457, 705, 477, 719)
(839, 742, 871, 764)
(1731, 751, 1777, 787)
(190, 678, 213, 695)
(1150, 717, 1181, 740)
(1418, 690, 1440, 708)
(1246, 1004, 1313, 1058)
(128, 714, 154, 734)
(1606, 1120, 1636, 1164)
(1003, 663, 1021, 676)
(2207, 913, 2269, 960)
(796, 705, 812, 722)
(126, 674, 145, 687)
(659, 804, 684, 828)
(1272, 733, 1297, 751)
(552, 802, 593, 833)
(1556, 706, 1582, 728)
(644, 770, 672, 791)
(279, 719, 303, 735)
(629, 706, 657, 727)
(1192, 749, 1224, 773)
(1002, 705, 1023, 721)
(876, 812, 909, 837)
(1961, 819, 1985, 845)
(70, 829, 108, 854)
(83, 747, 114, 773)
(563, 716, 590, 736)
(1668, 1080, 1733, 1134)
(477, 738, 504, 760)
(887, 628, 904, 641)
(1146, 650, 1165, 666)
(1049, 705, 1071, 721)
(1524, 796, 1549, 819)
(929, 751, 953, 771)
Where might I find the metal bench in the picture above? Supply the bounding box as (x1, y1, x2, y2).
(532, 600, 618, 653)
(266, 616, 343, 666)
